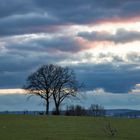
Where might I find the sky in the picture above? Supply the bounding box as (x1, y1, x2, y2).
(0, 0, 140, 111)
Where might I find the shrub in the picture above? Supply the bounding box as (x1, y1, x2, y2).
(103, 121, 117, 136)
(65, 105, 87, 116)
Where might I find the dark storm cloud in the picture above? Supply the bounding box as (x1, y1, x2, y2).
(0, 52, 41, 72)
(0, 0, 140, 36)
(1, 51, 140, 92)
(1, 33, 88, 89)
(34, 0, 139, 23)
(71, 63, 140, 93)
(1, 44, 140, 93)
(0, 0, 34, 18)
(78, 29, 140, 43)
(0, 13, 60, 36)
(0, 53, 40, 88)
(5, 36, 84, 53)
(121, 1, 140, 17)
(0, 49, 77, 88)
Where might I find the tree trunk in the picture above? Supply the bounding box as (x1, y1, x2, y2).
(45, 99, 49, 115)
(53, 94, 60, 115)
(53, 101, 60, 115)
(55, 105, 60, 115)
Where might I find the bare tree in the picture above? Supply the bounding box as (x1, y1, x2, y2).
(51, 66, 80, 115)
(23, 64, 80, 115)
(24, 64, 59, 115)
(89, 104, 106, 116)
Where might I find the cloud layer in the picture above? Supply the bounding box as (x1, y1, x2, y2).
(0, 0, 140, 95)
(78, 29, 140, 44)
(0, 0, 140, 36)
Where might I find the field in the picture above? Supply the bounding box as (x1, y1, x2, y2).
(0, 115, 140, 140)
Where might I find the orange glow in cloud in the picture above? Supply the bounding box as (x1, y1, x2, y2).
(76, 36, 115, 50)
(0, 89, 25, 94)
(76, 37, 100, 50)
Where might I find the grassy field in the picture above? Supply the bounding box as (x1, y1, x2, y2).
(0, 115, 140, 140)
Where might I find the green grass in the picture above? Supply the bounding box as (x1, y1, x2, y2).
(0, 115, 140, 140)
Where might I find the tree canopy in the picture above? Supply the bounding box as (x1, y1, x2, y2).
(24, 64, 80, 115)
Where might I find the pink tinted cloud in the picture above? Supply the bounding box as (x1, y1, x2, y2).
(88, 16, 140, 25)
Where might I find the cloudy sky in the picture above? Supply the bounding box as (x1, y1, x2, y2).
(0, 0, 140, 111)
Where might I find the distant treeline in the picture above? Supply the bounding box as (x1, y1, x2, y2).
(0, 104, 105, 116)
(1, 105, 140, 118)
